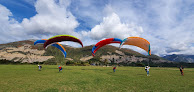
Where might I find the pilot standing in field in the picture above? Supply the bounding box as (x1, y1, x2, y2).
(38, 65, 42, 71)
(58, 65, 62, 72)
(180, 65, 184, 76)
(145, 66, 150, 76)
(113, 66, 116, 72)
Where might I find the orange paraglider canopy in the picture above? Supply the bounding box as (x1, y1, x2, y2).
(120, 37, 151, 55)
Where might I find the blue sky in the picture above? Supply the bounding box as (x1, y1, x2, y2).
(0, 0, 36, 22)
(0, 0, 194, 56)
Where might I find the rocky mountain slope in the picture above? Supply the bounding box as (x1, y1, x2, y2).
(0, 40, 53, 63)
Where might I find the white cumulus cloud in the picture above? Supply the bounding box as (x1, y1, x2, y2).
(0, 0, 81, 44)
(0, 4, 25, 43)
(86, 13, 143, 40)
(21, 0, 79, 36)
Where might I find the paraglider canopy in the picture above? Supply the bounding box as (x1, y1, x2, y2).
(34, 39, 67, 58)
(120, 37, 151, 55)
(44, 34, 83, 48)
(92, 38, 122, 56)
(34, 39, 47, 45)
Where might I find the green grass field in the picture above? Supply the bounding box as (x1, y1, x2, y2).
(0, 65, 194, 92)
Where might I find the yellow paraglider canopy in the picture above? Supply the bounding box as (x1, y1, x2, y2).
(120, 37, 151, 55)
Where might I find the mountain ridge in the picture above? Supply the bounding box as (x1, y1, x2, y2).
(163, 54, 194, 63)
(0, 40, 177, 66)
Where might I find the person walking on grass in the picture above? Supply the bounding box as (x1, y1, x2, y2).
(180, 65, 184, 76)
(38, 65, 42, 71)
(58, 65, 62, 72)
(113, 66, 116, 72)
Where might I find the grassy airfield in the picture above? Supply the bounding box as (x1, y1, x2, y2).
(0, 65, 194, 92)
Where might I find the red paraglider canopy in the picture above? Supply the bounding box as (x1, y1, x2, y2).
(44, 35, 83, 48)
(92, 38, 122, 56)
